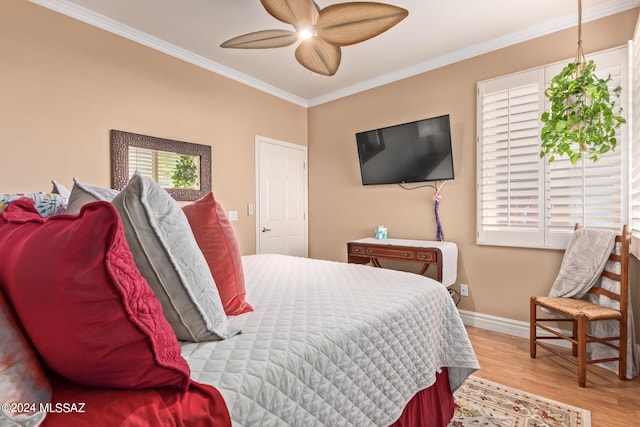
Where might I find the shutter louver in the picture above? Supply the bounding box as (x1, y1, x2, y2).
(128, 147, 155, 180)
(477, 69, 545, 247)
(156, 150, 180, 189)
(548, 153, 622, 232)
(632, 31, 640, 239)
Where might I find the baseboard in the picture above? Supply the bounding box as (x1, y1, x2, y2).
(458, 309, 531, 339)
(458, 309, 572, 348)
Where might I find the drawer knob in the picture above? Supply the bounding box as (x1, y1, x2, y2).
(366, 249, 374, 254)
(404, 253, 410, 257)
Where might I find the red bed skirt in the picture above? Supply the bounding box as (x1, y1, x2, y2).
(41, 369, 453, 427)
(389, 368, 455, 427)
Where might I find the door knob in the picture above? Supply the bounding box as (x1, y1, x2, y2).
(261, 227, 272, 232)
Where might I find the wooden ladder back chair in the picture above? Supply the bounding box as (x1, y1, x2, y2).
(529, 224, 630, 387)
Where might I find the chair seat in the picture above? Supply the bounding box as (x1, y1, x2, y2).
(534, 296, 622, 321)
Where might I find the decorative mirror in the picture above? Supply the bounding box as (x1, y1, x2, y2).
(110, 130, 211, 201)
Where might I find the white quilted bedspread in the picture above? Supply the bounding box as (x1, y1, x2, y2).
(181, 254, 479, 426)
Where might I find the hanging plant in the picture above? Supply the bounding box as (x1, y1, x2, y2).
(540, 61, 625, 164)
(539, 0, 625, 165)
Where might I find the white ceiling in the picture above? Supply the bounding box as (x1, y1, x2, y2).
(31, 0, 639, 106)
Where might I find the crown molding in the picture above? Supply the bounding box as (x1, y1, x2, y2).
(29, 0, 639, 108)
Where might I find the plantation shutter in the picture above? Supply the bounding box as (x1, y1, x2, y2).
(155, 150, 181, 189)
(547, 153, 623, 231)
(477, 69, 546, 247)
(632, 28, 640, 241)
(545, 48, 628, 247)
(128, 147, 155, 180)
(128, 147, 181, 189)
(477, 46, 628, 249)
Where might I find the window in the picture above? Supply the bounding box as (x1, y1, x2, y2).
(631, 29, 640, 242)
(477, 47, 629, 249)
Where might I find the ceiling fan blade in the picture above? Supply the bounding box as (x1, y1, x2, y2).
(260, 0, 319, 28)
(295, 37, 341, 76)
(220, 30, 299, 49)
(315, 2, 408, 46)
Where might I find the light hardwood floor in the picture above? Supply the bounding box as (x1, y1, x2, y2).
(465, 326, 640, 426)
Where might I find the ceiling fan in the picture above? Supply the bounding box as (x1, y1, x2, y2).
(220, 0, 408, 76)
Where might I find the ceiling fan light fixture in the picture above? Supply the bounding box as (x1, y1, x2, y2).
(222, 0, 409, 75)
(298, 27, 315, 39)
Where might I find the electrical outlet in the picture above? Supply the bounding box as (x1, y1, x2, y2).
(460, 284, 469, 297)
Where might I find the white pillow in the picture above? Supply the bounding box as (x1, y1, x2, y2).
(111, 172, 238, 342)
(65, 178, 119, 214)
(50, 179, 71, 199)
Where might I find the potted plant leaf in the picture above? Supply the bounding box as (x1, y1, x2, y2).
(171, 154, 199, 189)
(539, 0, 625, 165)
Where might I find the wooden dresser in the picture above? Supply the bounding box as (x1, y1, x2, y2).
(347, 238, 458, 286)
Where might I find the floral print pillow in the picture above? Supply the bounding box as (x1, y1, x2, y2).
(0, 291, 52, 426)
(0, 193, 67, 217)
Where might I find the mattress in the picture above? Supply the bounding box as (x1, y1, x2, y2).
(181, 254, 479, 426)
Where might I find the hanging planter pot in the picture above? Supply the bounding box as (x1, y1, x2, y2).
(539, 0, 625, 165)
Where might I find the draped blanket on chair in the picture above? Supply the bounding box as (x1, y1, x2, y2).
(548, 228, 616, 299)
(548, 228, 640, 379)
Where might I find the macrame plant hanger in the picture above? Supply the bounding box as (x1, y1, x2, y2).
(573, 0, 589, 153)
(575, 0, 586, 69)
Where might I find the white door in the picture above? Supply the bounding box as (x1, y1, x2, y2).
(255, 135, 308, 257)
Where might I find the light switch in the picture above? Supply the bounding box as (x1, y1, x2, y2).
(228, 210, 239, 222)
(247, 203, 254, 216)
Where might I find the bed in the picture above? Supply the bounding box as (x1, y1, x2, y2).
(182, 253, 478, 426)
(1, 181, 479, 427)
(37, 254, 478, 427)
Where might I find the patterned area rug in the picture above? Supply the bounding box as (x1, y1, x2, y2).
(448, 376, 591, 427)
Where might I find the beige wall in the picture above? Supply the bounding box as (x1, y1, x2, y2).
(0, 0, 307, 255)
(308, 9, 640, 324)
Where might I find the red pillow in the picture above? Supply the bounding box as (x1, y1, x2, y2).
(0, 199, 190, 390)
(42, 374, 231, 427)
(183, 193, 252, 315)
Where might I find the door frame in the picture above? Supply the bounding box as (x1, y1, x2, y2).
(254, 135, 309, 256)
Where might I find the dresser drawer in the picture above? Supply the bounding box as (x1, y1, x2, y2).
(362, 245, 416, 260)
(416, 250, 437, 262)
(349, 245, 366, 256)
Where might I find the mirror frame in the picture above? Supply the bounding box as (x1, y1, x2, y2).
(110, 130, 211, 201)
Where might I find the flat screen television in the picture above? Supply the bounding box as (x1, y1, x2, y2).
(355, 114, 454, 185)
